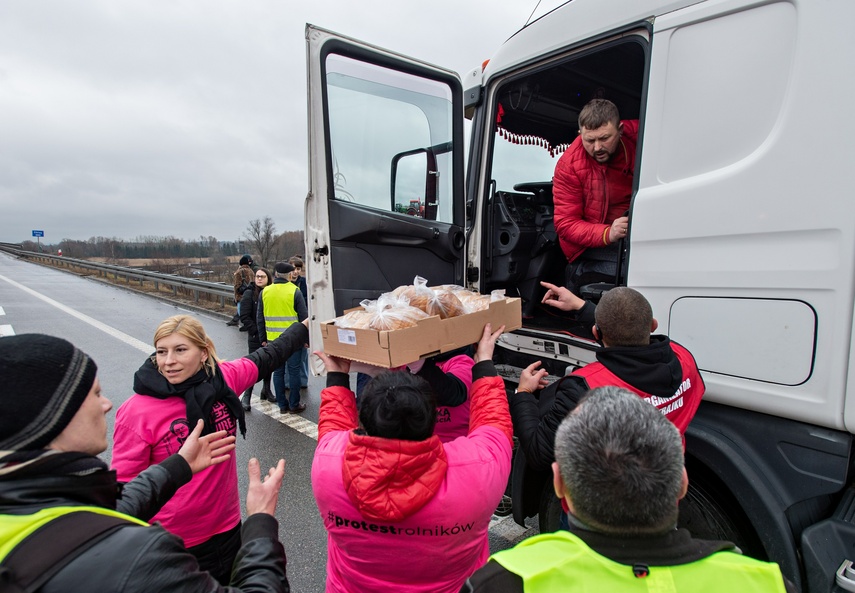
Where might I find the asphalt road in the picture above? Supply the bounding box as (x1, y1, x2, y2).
(0, 252, 536, 592)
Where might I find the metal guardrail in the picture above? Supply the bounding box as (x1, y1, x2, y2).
(0, 244, 233, 307)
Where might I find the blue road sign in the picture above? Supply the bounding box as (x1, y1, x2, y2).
(32, 230, 44, 237)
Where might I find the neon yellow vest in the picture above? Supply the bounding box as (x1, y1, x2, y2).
(262, 282, 298, 341)
(0, 506, 148, 562)
(491, 530, 787, 592)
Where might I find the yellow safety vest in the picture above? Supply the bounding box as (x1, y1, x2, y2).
(0, 506, 148, 562)
(262, 282, 298, 341)
(491, 530, 787, 592)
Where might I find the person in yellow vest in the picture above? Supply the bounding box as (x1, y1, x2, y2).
(0, 333, 290, 592)
(461, 386, 794, 593)
(257, 261, 308, 414)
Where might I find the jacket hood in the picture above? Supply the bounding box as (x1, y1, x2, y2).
(343, 432, 447, 522)
(596, 335, 682, 397)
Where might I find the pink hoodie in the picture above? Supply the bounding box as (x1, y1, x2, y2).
(112, 358, 257, 547)
(312, 370, 513, 593)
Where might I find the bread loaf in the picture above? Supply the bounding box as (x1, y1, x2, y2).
(368, 304, 430, 331)
(335, 309, 372, 329)
(426, 290, 465, 318)
(454, 290, 491, 313)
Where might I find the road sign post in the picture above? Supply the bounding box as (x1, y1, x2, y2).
(32, 230, 44, 252)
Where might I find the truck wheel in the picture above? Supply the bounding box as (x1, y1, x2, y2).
(678, 475, 765, 559)
(538, 482, 563, 533)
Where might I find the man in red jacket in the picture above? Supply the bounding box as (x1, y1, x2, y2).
(552, 99, 638, 291)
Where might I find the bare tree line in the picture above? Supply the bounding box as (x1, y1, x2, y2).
(243, 216, 305, 268)
(19, 217, 304, 270)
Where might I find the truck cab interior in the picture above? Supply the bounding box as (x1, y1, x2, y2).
(476, 37, 646, 339)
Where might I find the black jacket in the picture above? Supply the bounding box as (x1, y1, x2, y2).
(240, 286, 263, 352)
(511, 335, 689, 471)
(460, 523, 796, 593)
(0, 455, 289, 593)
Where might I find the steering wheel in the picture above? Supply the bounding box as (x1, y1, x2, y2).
(513, 182, 553, 202)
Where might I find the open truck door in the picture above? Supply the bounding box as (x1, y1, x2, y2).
(305, 25, 467, 369)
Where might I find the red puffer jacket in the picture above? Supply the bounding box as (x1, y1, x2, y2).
(312, 364, 513, 593)
(552, 120, 639, 263)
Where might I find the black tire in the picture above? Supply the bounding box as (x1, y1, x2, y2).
(678, 475, 766, 559)
(538, 481, 563, 534)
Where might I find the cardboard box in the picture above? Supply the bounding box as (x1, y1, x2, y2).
(320, 297, 522, 367)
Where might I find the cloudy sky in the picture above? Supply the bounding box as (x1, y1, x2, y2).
(0, 1, 565, 244)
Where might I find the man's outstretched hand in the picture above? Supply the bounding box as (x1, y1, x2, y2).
(246, 458, 286, 516)
(541, 281, 586, 312)
(177, 419, 237, 474)
(517, 360, 550, 394)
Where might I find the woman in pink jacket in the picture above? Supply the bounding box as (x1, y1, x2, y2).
(112, 314, 308, 584)
(312, 324, 513, 593)
(414, 354, 475, 443)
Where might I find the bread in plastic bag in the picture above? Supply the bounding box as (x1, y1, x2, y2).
(426, 289, 465, 319)
(367, 293, 430, 331)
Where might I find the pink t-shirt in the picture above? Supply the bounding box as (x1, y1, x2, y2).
(112, 358, 257, 547)
(433, 355, 475, 443)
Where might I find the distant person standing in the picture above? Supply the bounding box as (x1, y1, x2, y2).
(289, 256, 310, 389)
(239, 267, 275, 410)
(227, 254, 256, 328)
(258, 262, 308, 414)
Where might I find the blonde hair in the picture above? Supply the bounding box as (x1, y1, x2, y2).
(152, 315, 221, 375)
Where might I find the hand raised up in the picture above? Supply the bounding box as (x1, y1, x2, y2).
(246, 458, 286, 517)
(474, 323, 506, 363)
(314, 350, 351, 374)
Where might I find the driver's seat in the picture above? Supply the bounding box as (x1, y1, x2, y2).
(575, 237, 627, 303)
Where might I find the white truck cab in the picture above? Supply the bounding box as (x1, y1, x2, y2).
(305, 2, 855, 590)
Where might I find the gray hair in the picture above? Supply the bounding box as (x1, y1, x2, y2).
(554, 386, 684, 535)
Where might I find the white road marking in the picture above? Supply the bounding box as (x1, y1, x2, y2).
(0, 324, 14, 337)
(0, 306, 5, 315)
(0, 272, 320, 440)
(253, 399, 319, 439)
(0, 273, 152, 352)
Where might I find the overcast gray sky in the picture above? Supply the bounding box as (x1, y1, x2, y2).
(0, 1, 560, 244)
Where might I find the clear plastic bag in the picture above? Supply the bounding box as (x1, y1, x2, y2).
(367, 293, 430, 330)
(425, 288, 465, 319)
(334, 307, 372, 329)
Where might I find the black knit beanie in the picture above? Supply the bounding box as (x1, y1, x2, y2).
(0, 334, 98, 451)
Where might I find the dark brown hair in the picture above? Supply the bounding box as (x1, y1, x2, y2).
(578, 99, 620, 131)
